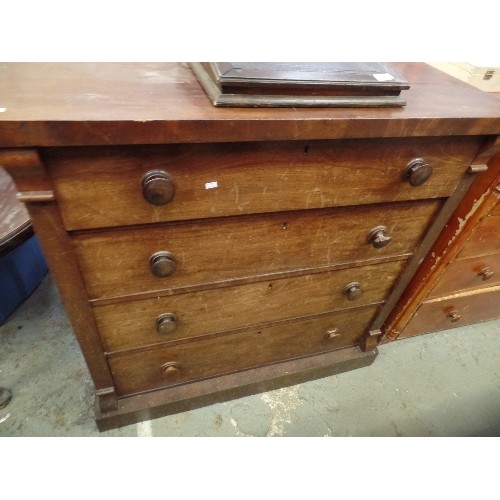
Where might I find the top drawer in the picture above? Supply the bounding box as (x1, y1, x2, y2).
(43, 136, 481, 230)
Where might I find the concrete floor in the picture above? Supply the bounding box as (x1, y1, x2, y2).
(0, 273, 499, 437)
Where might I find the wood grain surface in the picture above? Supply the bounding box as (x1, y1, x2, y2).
(399, 285, 500, 338)
(493, 199, 500, 216)
(107, 305, 379, 396)
(1, 63, 500, 147)
(2, 62, 499, 428)
(428, 253, 500, 298)
(73, 199, 440, 300)
(96, 345, 377, 431)
(93, 260, 403, 353)
(457, 214, 500, 259)
(381, 147, 500, 341)
(44, 137, 480, 230)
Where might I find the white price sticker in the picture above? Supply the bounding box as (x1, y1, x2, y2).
(373, 73, 395, 82)
(205, 181, 218, 190)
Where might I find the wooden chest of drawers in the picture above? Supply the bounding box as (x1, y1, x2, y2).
(384, 149, 500, 339)
(1, 63, 500, 430)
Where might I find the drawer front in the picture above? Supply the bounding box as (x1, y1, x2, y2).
(94, 260, 404, 353)
(74, 200, 439, 300)
(107, 305, 379, 396)
(44, 137, 480, 230)
(428, 253, 500, 298)
(401, 285, 500, 338)
(458, 214, 500, 259)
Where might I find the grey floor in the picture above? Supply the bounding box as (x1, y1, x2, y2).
(1, 273, 499, 437)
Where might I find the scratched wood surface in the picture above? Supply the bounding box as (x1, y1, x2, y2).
(1, 63, 500, 147)
(3, 63, 499, 429)
(73, 199, 440, 301)
(43, 137, 481, 231)
(427, 253, 500, 298)
(399, 285, 500, 338)
(493, 203, 500, 216)
(382, 148, 500, 341)
(457, 214, 500, 259)
(107, 304, 379, 396)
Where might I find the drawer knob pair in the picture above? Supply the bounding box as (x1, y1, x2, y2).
(344, 282, 363, 301)
(404, 158, 433, 186)
(150, 251, 176, 277)
(142, 170, 175, 205)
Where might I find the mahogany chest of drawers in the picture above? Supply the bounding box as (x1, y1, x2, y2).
(384, 147, 500, 340)
(1, 63, 500, 430)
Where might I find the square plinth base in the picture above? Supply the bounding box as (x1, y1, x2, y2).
(95, 346, 378, 431)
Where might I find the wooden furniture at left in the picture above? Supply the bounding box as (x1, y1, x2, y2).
(1, 63, 500, 430)
(383, 146, 500, 340)
(0, 167, 32, 257)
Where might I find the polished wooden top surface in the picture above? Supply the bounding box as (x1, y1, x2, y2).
(0, 62, 499, 147)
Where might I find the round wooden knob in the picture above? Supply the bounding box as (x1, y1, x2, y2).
(343, 282, 363, 301)
(447, 310, 461, 323)
(150, 251, 176, 277)
(368, 226, 392, 248)
(478, 267, 494, 281)
(404, 158, 433, 186)
(324, 327, 340, 340)
(161, 362, 181, 379)
(156, 313, 177, 335)
(142, 169, 175, 205)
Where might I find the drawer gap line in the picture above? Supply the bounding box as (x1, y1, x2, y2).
(88, 254, 411, 306)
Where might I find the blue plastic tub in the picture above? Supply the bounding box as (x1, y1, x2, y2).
(0, 234, 48, 324)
